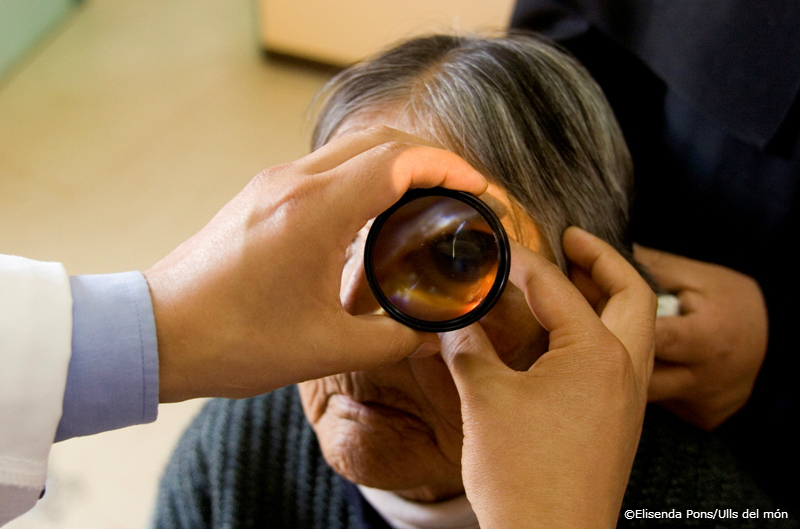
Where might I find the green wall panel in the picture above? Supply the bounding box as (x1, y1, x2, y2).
(0, 0, 80, 79)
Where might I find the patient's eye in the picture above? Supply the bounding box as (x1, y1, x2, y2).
(366, 191, 507, 325)
(429, 224, 497, 283)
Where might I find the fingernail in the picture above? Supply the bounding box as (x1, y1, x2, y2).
(411, 341, 440, 358)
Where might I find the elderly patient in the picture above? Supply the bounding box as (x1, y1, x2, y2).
(153, 34, 784, 529)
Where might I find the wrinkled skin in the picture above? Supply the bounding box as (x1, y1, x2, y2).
(298, 109, 555, 502)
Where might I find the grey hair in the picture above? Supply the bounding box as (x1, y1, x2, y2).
(311, 33, 634, 270)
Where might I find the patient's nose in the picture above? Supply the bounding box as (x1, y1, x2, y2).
(341, 255, 383, 316)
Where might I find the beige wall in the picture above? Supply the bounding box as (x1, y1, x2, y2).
(1, 1, 331, 527)
(259, 0, 516, 66)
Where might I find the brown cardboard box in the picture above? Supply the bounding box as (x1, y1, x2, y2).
(258, 0, 514, 66)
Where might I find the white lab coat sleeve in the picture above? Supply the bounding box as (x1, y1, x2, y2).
(0, 255, 72, 526)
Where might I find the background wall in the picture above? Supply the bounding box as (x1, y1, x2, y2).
(0, 0, 513, 527)
(1, 1, 329, 527)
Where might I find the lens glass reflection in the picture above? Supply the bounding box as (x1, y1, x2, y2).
(370, 196, 500, 321)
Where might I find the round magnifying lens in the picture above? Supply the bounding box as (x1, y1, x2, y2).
(364, 188, 511, 332)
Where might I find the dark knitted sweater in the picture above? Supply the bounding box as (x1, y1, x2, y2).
(152, 386, 796, 529)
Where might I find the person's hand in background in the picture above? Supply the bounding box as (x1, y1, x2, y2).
(635, 246, 768, 430)
(441, 228, 656, 529)
(144, 127, 487, 402)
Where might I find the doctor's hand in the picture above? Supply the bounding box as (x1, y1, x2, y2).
(635, 246, 768, 431)
(144, 127, 487, 402)
(441, 228, 656, 529)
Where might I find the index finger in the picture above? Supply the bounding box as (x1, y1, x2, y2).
(563, 228, 657, 378)
(300, 126, 441, 174)
(508, 240, 606, 348)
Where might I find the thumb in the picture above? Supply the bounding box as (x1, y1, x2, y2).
(333, 314, 440, 371)
(440, 324, 504, 392)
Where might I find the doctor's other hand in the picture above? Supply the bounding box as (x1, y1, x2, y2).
(144, 127, 487, 402)
(440, 228, 656, 529)
(635, 245, 768, 431)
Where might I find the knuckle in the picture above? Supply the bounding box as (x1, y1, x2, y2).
(521, 258, 560, 291)
(370, 139, 408, 161)
(442, 330, 479, 355)
(585, 337, 635, 381)
(250, 162, 291, 188)
(361, 124, 399, 139)
(601, 340, 633, 371)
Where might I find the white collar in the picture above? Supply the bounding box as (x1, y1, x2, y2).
(357, 485, 480, 529)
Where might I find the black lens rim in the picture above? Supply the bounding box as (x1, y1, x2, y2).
(364, 188, 511, 332)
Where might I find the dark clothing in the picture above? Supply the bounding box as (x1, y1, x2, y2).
(152, 387, 388, 529)
(152, 387, 795, 529)
(511, 0, 799, 513)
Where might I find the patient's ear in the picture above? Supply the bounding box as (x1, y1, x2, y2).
(476, 182, 558, 264)
(507, 198, 558, 265)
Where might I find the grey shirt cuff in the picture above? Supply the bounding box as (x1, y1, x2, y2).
(55, 272, 158, 441)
